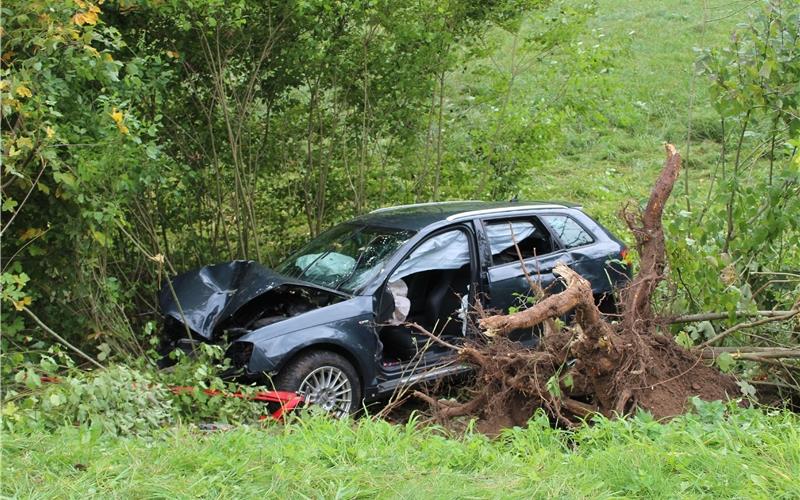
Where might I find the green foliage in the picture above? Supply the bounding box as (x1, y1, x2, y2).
(2, 404, 799, 497)
(2, 364, 174, 436)
(2, 346, 267, 435)
(155, 343, 267, 425)
(1, 0, 177, 357)
(665, 0, 799, 326)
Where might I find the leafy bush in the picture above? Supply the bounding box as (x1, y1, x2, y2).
(2, 365, 174, 436)
(2, 345, 270, 436)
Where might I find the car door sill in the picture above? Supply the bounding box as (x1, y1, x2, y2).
(377, 362, 473, 394)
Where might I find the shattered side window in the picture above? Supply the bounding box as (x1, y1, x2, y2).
(541, 215, 594, 248)
(276, 224, 414, 293)
(484, 218, 555, 265)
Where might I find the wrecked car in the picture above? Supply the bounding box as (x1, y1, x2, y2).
(159, 201, 631, 415)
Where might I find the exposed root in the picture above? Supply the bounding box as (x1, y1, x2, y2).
(413, 145, 742, 434)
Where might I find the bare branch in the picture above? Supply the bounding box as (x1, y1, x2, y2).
(667, 310, 796, 323)
(696, 308, 799, 349)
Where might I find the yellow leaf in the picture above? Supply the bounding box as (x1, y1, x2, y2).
(16, 137, 33, 150)
(166, 50, 179, 59)
(86, 46, 100, 57)
(84, 10, 99, 24)
(89, 4, 101, 14)
(46, 126, 55, 138)
(92, 230, 110, 246)
(110, 107, 123, 124)
(15, 85, 32, 98)
(72, 10, 98, 26)
(75, 0, 87, 8)
(20, 228, 44, 241)
(13, 296, 32, 311)
(117, 123, 130, 135)
(0, 80, 8, 91)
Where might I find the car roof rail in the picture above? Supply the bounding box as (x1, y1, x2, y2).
(369, 200, 481, 214)
(446, 204, 568, 221)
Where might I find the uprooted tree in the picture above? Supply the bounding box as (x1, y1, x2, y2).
(413, 145, 753, 432)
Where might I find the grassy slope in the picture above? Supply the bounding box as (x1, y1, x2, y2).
(523, 0, 741, 232)
(3, 408, 799, 498)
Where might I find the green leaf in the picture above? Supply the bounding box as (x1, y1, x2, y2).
(716, 352, 735, 373)
(675, 331, 693, 349)
(2, 198, 18, 212)
(737, 380, 757, 398)
(545, 374, 561, 398)
(49, 393, 63, 407)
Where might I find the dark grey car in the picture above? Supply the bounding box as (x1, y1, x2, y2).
(159, 201, 630, 415)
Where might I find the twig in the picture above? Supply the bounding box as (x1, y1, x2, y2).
(697, 308, 799, 349)
(668, 310, 796, 323)
(404, 322, 462, 351)
(22, 307, 105, 370)
(699, 348, 800, 360)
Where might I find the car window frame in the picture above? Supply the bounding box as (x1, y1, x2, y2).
(479, 214, 564, 270)
(538, 212, 597, 251)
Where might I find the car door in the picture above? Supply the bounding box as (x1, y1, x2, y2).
(538, 213, 600, 288)
(479, 215, 568, 322)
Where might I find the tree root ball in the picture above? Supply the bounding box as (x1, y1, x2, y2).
(414, 145, 741, 434)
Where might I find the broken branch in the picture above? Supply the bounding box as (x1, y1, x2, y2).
(696, 308, 799, 349)
(479, 263, 608, 338)
(668, 310, 797, 323)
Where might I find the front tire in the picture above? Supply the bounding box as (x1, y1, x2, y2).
(275, 350, 361, 417)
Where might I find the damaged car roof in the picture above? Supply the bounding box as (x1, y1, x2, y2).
(354, 200, 581, 230)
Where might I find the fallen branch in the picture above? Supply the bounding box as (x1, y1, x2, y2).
(479, 263, 610, 339)
(696, 308, 799, 349)
(22, 306, 106, 370)
(668, 310, 796, 323)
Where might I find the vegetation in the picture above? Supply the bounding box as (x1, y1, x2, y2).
(3, 402, 800, 498)
(1, 0, 799, 495)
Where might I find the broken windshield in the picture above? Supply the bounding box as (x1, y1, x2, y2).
(276, 224, 415, 293)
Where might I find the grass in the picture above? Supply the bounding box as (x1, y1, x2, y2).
(520, 0, 745, 230)
(3, 404, 799, 499)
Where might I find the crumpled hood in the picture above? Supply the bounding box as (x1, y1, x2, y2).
(159, 260, 324, 340)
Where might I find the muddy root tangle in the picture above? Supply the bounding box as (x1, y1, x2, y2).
(415, 145, 739, 434)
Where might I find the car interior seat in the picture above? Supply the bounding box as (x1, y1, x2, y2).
(379, 266, 471, 361)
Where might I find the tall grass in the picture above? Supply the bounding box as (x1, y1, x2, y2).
(3, 402, 799, 498)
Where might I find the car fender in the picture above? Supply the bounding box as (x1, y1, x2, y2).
(234, 297, 379, 390)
